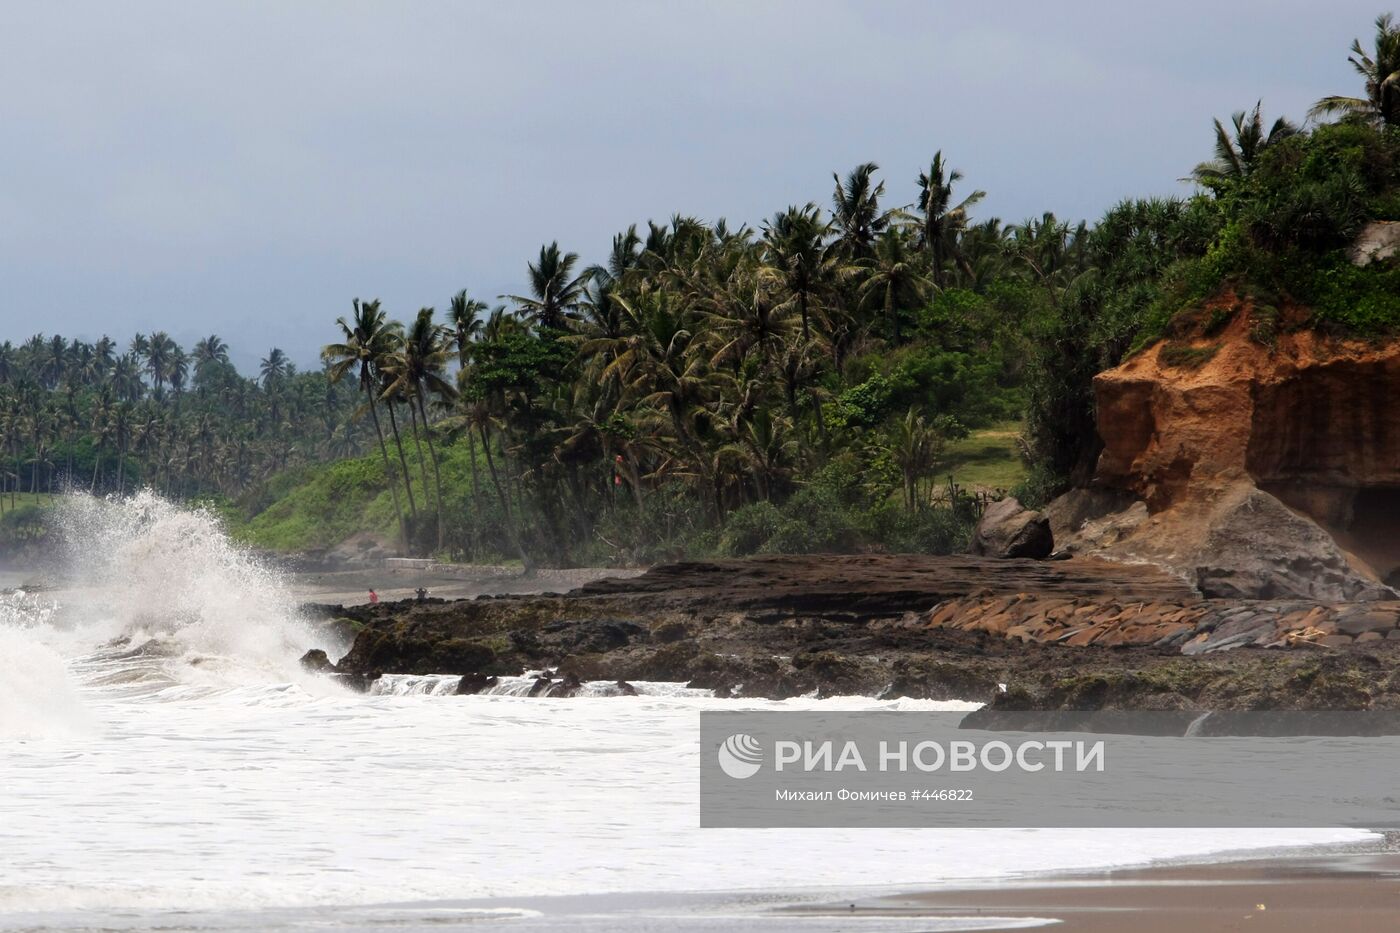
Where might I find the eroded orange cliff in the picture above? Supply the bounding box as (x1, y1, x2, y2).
(1071, 297, 1400, 597)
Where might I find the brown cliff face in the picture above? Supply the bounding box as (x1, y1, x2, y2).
(1086, 297, 1400, 594)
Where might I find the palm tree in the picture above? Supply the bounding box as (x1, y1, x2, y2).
(322, 298, 411, 552)
(831, 162, 889, 260)
(381, 308, 457, 549)
(112, 353, 144, 402)
(915, 151, 985, 289)
(701, 259, 793, 370)
(112, 402, 133, 495)
(860, 227, 930, 342)
(604, 290, 722, 510)
(39, 335, 66, 389)
(1310, 14, 1400, 127)
(505, 242, 588, 331)
(763, 203, 836, 340)
(447, 290, 487, 367)
(193, 334, 230, 370)
(91, 336, 116, 379)
(719, 407, 795, 501)
(145, 332, 176, 396)
(1191, 102, 1298, 184)
(89, 390, 113, 492)
(168, 348, 189, 410)
(879, 409, 945, 513)
(0, 342, 15, 386)
(259, 348, 290, 389)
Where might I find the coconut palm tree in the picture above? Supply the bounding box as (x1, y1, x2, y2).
(762, 203, 836, 341)
(914, 152, 985, 288)
(193, 335, 229, 370)
(505, 242, 588, 331)
(145, 332, 177, 396)
(259, 348, 290, 389)
(1310, 14, 1400, 127)
(447, 290, 487, 367)
(88, 390, 113, 492)
(831, 162, 890, 260)
(859, 227, 931, 343)
(701, 259, 794, 370)
(381, 308, 457, 548)
(1191, 102, 1299, 184)
(112, 402, 133, 495)
(0, 342, 15, 386)
(879, 409, 945, 513)
(322, 298, 411, 552)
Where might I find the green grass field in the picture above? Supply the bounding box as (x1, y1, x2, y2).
(937, 421, 1027, 493)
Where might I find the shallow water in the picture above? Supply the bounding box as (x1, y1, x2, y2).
(0, 493, 1373, 931)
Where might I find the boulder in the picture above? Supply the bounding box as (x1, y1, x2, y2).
(971, 498, 1053, 559)
(1044, 487, 1143, 553)
(456, 672, 499, 695)
(1193, 488, 1393, 601)
(299, 649, 334, 673)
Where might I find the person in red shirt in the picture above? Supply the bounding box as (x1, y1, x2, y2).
(368, 589, 379, 605)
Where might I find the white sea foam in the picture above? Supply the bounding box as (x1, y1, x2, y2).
(0, 492, 1377, 929)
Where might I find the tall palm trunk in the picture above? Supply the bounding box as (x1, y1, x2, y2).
(405, 397, 436, 544)
(885, 280, 898, 342)
(385, 399, 419, 523)
(414, 393, 447, 551)
(478, 422, 530, 570)
(117, 441, 126, 496)
(466, 428, 482, 502)
(365, 385, 409, 554)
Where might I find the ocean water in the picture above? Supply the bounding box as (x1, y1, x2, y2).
(0, 493, 1373, 932)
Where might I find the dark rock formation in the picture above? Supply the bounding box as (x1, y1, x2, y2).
(1193, 487, 1393, 600)
(299, 649, 334, 673)
(971, 498, 1053, 559)
(456, 672, 499, 695)
(315, 554, 1400, 709)
(539, 618, 646, 653)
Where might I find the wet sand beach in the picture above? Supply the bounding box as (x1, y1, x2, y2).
(837, 850, 1400, 931)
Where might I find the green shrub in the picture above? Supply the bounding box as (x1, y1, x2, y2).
(716, 502, 783, 556)
(1159, 343, 1221, 369)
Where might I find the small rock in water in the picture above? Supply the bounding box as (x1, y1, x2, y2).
(456, 672, 498, 695)
(547, 673, 584, 697)
(299, 649, 333, 673)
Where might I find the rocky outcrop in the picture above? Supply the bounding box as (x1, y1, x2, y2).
(1193, 486, 1393, 600)
(298, 649, 334, 672)
(1079, 297, 1400, 597)
(971, 498, 1053, 559)
(304, 554, 1400, 708)
(1349, 220, 1400, 266)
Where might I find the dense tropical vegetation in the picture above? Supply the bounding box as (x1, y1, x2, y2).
(4, 13, 1400, 565)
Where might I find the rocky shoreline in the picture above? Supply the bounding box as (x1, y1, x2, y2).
(304, 553, 1400, 710)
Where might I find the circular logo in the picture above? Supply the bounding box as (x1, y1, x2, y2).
(717, 733, 763, 779)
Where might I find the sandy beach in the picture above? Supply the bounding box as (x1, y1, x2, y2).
(821, 848, 1400, 931)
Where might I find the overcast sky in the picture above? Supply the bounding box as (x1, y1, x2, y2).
(0, 1, 1384, 372)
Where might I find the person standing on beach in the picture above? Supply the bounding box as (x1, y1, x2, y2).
(368, 589, 379, 605)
